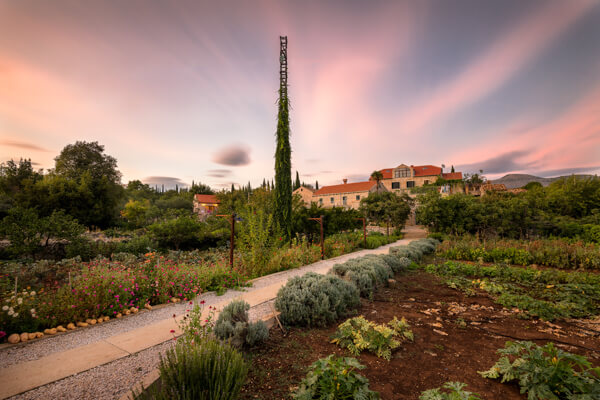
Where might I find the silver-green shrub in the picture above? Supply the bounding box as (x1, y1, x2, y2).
(275, 272, 360, 327)
(214, 300, 268, 347)
(246, 321, 269, 346)
(331, 255, 392, 299)
(133, 338, 248, 400)
(380, 254, 404, 273)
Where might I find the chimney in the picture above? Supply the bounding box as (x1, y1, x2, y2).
(343, 179, 348, 184)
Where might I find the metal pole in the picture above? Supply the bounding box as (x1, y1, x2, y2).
(230, 214, 235, 269)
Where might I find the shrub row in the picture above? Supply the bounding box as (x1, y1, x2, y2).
(276, 238, 440, 327)
(437, 236, 600, 270)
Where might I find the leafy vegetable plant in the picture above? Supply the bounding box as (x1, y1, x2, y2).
(479, 341, 600, 399)
(420, 382, 481, 400)
(331, 316, 413, 360)
(292, 355, 379, 400)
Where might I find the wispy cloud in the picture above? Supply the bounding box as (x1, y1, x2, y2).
(397, 0, 596, 134)
(0, 139, 51, 152)
(142, 176, 187, 189)
(212, 145, 251, 166)
(206, 169, 232, 178)
(457, 150, 535, 175)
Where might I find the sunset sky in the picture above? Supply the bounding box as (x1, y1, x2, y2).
(1, 0, 599, 190)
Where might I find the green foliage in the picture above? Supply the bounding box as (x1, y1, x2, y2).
(214, 300, 268, 348)
(437, 236, 600, 270)
(292, 355, 380, 400)
(479, 341, 600, 399)
(331, 316, 413, 360)
(0, 207, 85, 259)
(275, 272, 360, 327)
(359, 191, 412, 230)
(416, 176, 600, 240)
(419, 382, 481, 400)
(274, 85, 293, 240)
(133, 338, 248, 400)
(177, 301, 216, 346)
(147, 216, 205, 250)
(424, 261, 600, 321)
(237, 206, 283, 278)
(291, 202, 362, 242)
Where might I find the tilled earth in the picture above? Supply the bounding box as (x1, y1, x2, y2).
(240, 271, 600, 400)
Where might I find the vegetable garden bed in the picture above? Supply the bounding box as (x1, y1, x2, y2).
(239, 271, 600, 399)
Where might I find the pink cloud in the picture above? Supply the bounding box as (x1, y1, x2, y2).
(451, 82, 600, 177)
(397, 0, 596, 135)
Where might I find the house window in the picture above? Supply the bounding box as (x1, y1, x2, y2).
(407, 181, 415, 188)
(356, 195, 360, 201)
(424, 180, 430, 185)
(342, 196, 347, 205)
(391, 182, 400, 189)
(330, 197, 334, 203)
(319, 198, 323, 205)
(394, 168, 411, 178)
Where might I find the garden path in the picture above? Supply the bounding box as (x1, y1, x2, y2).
(0, 225, 427, 400)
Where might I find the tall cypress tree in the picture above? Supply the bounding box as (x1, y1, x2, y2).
(294, 171, 301, 190)
(316, 180, 319, 190)
(274, 36, 292, 240)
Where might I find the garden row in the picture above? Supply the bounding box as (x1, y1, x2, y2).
(0, 231, 400, 342)
(436, 235, 600, 270)
(135, 237, 600, 399)
(424, 261, 600, 321)
(133, 238, 439, 399)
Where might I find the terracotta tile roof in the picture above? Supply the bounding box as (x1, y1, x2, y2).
(377, 168, 394, 180)
(194, 194, 220, 204)
(442, 172, 463, 180)
(412, 165, 442, 177)
(314, 181, 376, 196)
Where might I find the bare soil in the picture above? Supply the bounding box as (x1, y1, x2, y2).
(239, 271, 600, 400)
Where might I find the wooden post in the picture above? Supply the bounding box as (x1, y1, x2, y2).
(309, 216, 324, 260)
(355, 218, 366, 248)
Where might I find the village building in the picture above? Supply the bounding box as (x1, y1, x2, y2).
(375, 164, 463, 194)
(311, 179, 387, 209)
(292, 186, 314, 205)
(193, 194, 220, 218)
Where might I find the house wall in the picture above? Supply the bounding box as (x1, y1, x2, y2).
(293, 187, 314, 205)
(312, 190, 369, 209)
(382, 175, 437, 194)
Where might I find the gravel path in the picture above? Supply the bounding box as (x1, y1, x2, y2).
(4, 227, 425, 399)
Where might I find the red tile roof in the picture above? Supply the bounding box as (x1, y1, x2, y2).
(442, 172, 463, 180)
(194, 194, 220, 204)
(412, 165, 442, 177)
(314, 181, 376, 196)
(376, 168, 393, 180)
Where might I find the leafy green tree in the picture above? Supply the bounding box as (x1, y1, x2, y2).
(42, 141, 124, 228)
(121, 199, 151, 228)
(0, 159, 43, 217)
(359, 192, 411, 230)
(0, 207, 85, 258)
(148, 216, 204, 250)
(370, 171, 383, 193)
(523, 181, 543, 190)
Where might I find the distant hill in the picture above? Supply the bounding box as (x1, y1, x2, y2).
(492, 173, 595, 189)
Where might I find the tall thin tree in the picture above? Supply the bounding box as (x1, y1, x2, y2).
(294, 171, 301, 190)
(274, 36, 292, 240)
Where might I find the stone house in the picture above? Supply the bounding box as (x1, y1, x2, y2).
(292, 186, 314, 205)
(312, 179, 387, 209)
(376, 164, 463, 194)
(193, 194, 220, 217)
